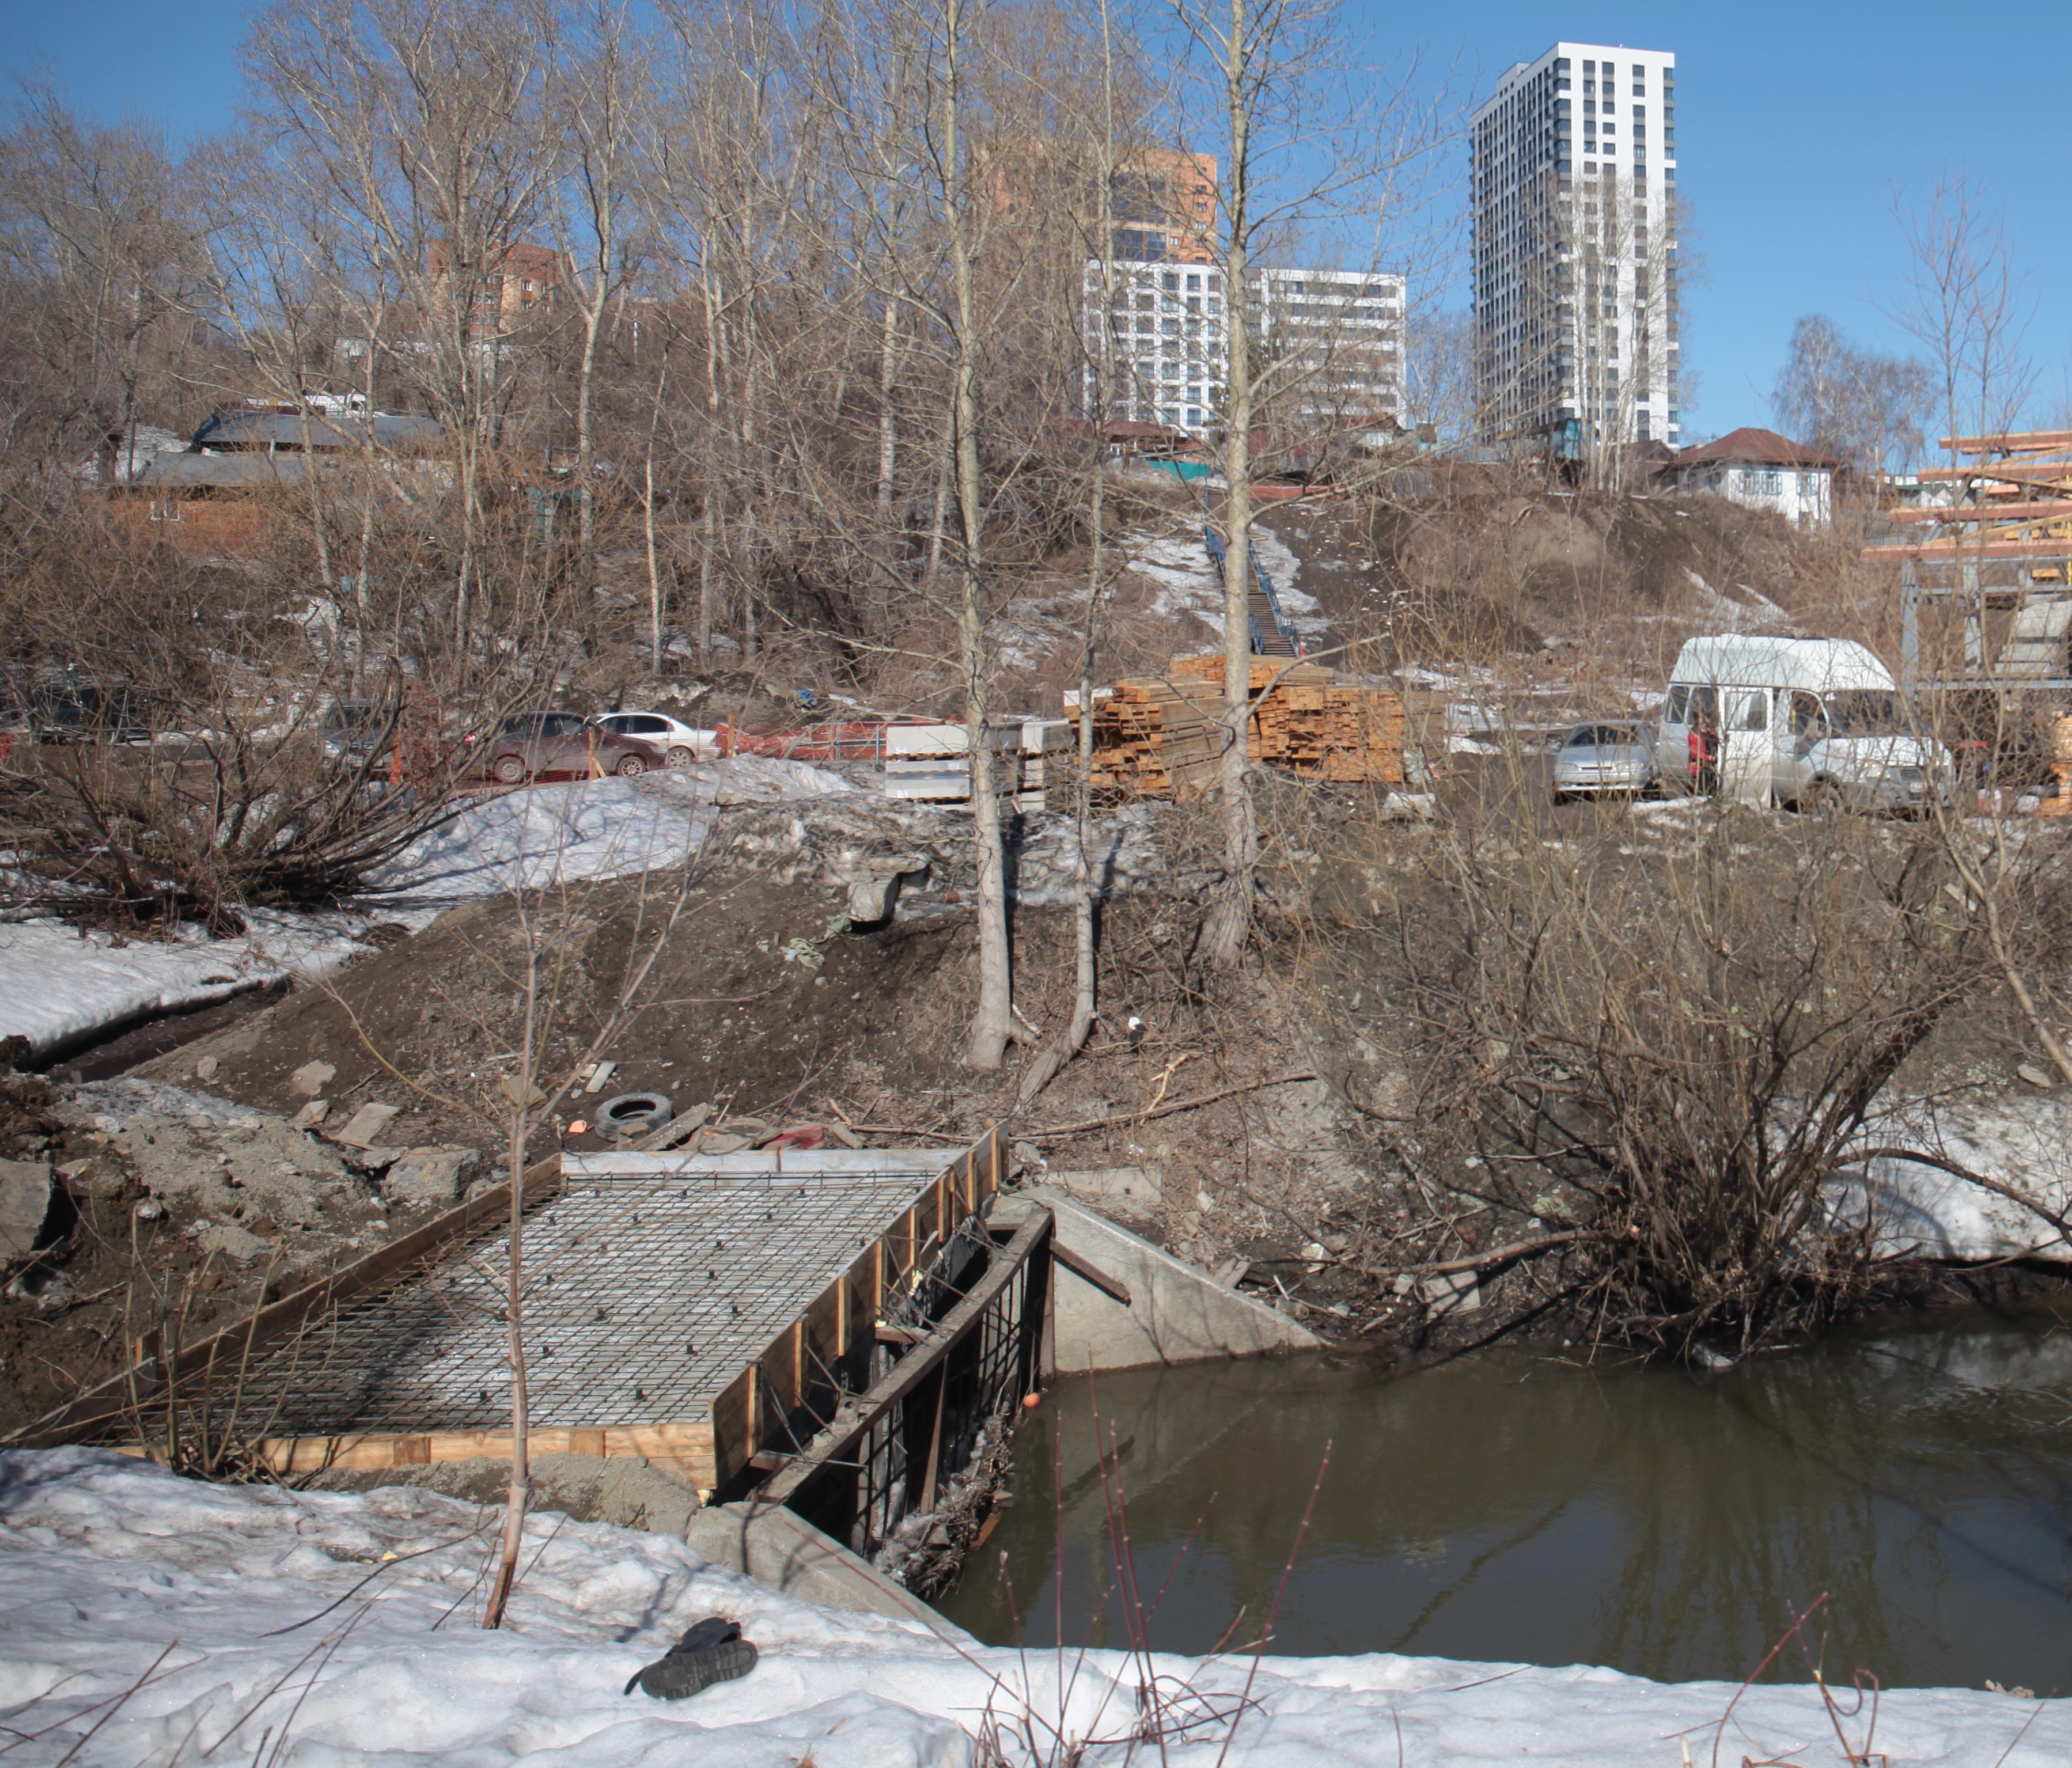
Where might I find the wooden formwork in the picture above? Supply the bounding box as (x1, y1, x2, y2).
(710, 1127, 1007, 1489)
(9, 1129, 1013, 1509)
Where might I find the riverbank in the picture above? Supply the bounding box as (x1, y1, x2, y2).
(2, 1445, 2063, 1766)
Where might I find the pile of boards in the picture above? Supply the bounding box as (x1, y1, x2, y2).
(1089, 655, 1404, 799)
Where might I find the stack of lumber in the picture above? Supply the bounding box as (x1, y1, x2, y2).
(2047, 714, 2072, 817)
(1089, 657, 1405, 797)
(1088, 677, 1224, 799)
(1169, 655, 1405, 785)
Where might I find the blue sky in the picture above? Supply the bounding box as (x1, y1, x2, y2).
(7, 0, 2069, 440)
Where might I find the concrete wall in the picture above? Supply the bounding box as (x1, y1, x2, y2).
(686, 1500, 968, 1637)
(1028, 1187, 1323, 1372)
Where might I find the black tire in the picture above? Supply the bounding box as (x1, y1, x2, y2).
(491, 754, 526, 785)
(1806, 777, 1843, 815)
(615, 753, 647, 777)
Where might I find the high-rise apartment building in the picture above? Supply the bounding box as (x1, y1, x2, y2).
(1469, 43, 1680, 449)
(1081, 261, 1406, 436)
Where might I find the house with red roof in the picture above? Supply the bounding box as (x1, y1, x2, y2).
(1668, 427, 1839, 530)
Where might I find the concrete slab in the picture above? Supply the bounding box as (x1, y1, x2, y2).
(687, 1498, 969, 1637)
(0, 1159, 53, 1259)
(1048, 1166, 1163, 1216)
(1025, 1188, 1324, 1371)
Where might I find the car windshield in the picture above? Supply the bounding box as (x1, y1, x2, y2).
(1563, 724, 1637, 748)
(1823, 691, 1903, 736)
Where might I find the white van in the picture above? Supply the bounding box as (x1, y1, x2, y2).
(1651, 636, 1944, 810)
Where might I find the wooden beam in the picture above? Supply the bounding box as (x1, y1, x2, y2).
(755, 1208, 1052, 1510)
(1865, 539, 2072, 561)
(1052, 1242, 1134, 1306)
(114, 1421, 718, 1488)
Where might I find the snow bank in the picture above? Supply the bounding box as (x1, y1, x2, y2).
(1839, 1089, 2072, 1263)
(1, 1448, 2063, 1766)
(0, 761, 857, 1058)
(0, 908, 422, 1061)
(368, 761, 855, 908)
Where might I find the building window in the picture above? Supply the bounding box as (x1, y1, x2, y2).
(1163, 272, 1180, 291)
(1186, 273, 1201, 292)
(1737, 469, 1783, 496)
(1187, 407, 1202, 426)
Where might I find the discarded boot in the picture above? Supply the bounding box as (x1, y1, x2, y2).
(623, 1616, 759, 1699)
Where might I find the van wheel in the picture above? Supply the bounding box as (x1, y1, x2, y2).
(1806, 778, 1843, 815)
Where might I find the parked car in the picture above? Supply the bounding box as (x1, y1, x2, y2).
(483, 711, 665, 784)
(319, 699, 394, 764)
(20, 682, 154, 744)
(1650, 636, 1948, 811)
(1551, 721, 1658, 801)
(588, 711, 720, 767)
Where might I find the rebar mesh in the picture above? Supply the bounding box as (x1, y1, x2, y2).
(219, 1171, 935, 1437)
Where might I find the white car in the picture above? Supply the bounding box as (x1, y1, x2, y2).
(590, 712, 720, 767)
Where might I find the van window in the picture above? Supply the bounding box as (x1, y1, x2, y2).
(1824, 691, 1900, 735)
(1726, 688, 1767, 732)
(1788, 690, 1824, 736)
(1663, 685, 1689, 725)
(1688, 685, 1718, 725)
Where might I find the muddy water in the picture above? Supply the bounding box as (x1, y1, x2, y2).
(937, 1316, 2072, 1691)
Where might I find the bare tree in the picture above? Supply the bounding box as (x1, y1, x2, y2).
(1771, 314, 1931, 475)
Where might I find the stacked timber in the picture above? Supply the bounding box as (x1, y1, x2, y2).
(1089, 677, 1225, 799)
(1168, 654, 1406, 785)
(1090, 657, 1406, 797)
(2047, 714, 2072, 816)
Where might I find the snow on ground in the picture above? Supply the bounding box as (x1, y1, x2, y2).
(2, 1448, 2063, 1767)
(0, 761, 855, 1059)
(1838, 1088, 2072, 1264)
(0, 908, 426, 1062)
(1682, 568, 1795, 633)
(1125, 533, 1222, 636)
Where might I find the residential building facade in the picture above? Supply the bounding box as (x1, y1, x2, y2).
(1082, 258, 1228, 432)
(1669, 427, 1837, 529)
(1248, 267, 1406, 429)
(1470, 41, 1680, 449)
(1081, 260, 1406, 437)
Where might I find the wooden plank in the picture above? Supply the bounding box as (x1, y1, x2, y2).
(116, 1421, 719, 1487)
(1052, 1241, 1134, 1305)
(755, 1207, 1052, 1510)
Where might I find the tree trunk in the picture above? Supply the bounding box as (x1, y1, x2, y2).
(942, 0, 1012, 1072)
(1200, 0, 1257, 966)
(482, 932, 540, 1630)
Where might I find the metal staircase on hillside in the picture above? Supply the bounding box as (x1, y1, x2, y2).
(1202, 523, 1304, 657)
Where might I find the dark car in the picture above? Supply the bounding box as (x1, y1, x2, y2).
(24, 682, 154, 744)
(483, 711, 665, 784)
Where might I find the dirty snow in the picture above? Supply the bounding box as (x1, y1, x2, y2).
(0, 762, 857, 1058)
(1839, 1088, 2072, 1263)
(0, 908, 421, 1062)
(2, 1448, 2064, 1766)
(1125, 532, 1223, 635)
(1683, 567, 1795, 633)
(363, 760, 854, 907)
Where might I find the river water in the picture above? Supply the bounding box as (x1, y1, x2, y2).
(936, 1314, 2072, 1691)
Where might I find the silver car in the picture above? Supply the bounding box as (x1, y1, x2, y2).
(1552, 721, 1658, 802)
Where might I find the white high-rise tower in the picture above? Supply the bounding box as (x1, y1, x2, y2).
(1469, 42, 1680, 452)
